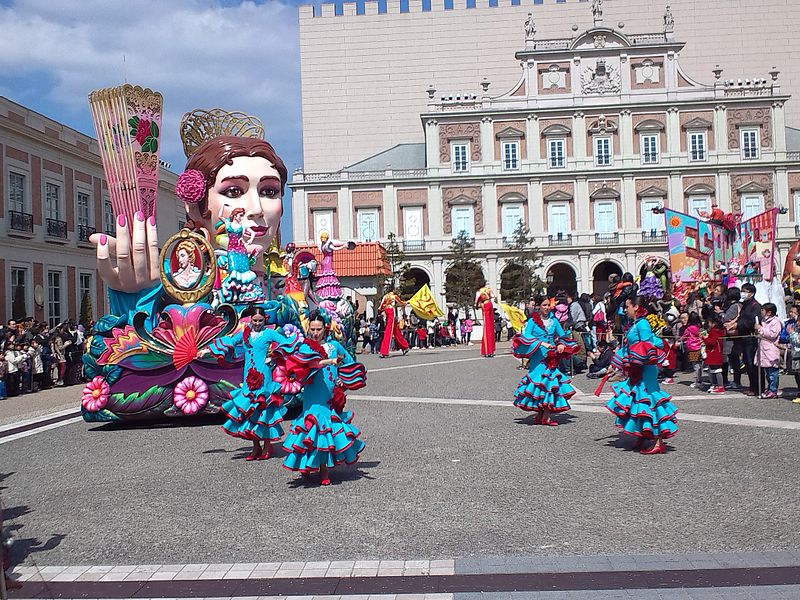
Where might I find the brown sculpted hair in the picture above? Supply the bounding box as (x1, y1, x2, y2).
(185, 135, 288, 219)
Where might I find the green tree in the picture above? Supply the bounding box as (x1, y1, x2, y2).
(382, 232, 412, 296)
(445, 231, 486, 312)
(11, 283, 26, 321)
(501, 221, 542, 304)
(79, 290, 93, 327)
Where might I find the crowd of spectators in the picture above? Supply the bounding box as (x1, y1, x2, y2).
(0, 317, 88, 399)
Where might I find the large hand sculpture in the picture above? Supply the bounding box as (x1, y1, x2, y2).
(90, 212, 160, 294)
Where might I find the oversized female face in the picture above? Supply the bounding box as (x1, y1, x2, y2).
(206, 156, 282, 247)
(177, 248, 189, 268)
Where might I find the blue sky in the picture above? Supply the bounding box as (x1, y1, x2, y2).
(0, 0, 336, 241)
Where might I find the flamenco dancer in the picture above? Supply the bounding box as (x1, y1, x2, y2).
(512, 295, 578, 426)
(603, 297, 678, 454)
(208, 306, 291, 460)
(276, 310, 367, 485)
(475, 286, 496, 358)
(379, 284, 410, 358)
(315, 230, 354, 301)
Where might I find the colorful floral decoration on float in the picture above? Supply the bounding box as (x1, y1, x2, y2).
(81, 90, 301, 422)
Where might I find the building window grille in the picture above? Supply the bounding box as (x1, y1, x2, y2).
(548, 138, 565, 168)
(452, 143, 469, 172)
(688, 131, 706, 161)
(641, 134, 659, 164)
(741, 128, 759, 160)
(502, 141, 519, 170)
(594, 137, 612, 166)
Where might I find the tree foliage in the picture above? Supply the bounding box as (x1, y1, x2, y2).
(380, 232, 413, 298)
(501, 221, 543, 304)
(445, 231, 486, 311)
(79, 290, 93, 327)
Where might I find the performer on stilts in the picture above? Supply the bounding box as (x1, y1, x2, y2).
(603, 297, 678, 454)
(379, 285, 410, 358)
(277, 310, 367, 485)
(476, 286, 497, 358)
(512, 295, 578, 426)
(208, 306, 293, 460)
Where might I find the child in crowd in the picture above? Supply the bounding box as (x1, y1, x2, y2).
(702, 308, 726, 394)
(755, 302, 781, 399)
(416, 322, 428, 349)
(0, 355, 7, 399)
(682, 312, 704, 388)
(786, 320, 800, 403)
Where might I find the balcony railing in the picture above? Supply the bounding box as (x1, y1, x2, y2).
(595, 232, 620, 244)
(78, 224, 96, 242)
(9, 210, 33, 233)
(46, 218, 68, 239)
(548, 233, 573, 247)
(642, 230, 667, 243)
(402, 240, 426, 251)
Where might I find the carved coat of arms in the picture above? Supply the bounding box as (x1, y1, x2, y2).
(581, 59, 621, 95)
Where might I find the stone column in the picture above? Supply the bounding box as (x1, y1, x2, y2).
(291, 186, 309, 242)
(432, 255, 446, 310)
(578, 250, 591, 293)
(776, 168, 789, 209)
(429, 183, 443, 239)
(575, 177, 590, 232)
(625, 248, 639, 274)
(622, 176, 636, 230)
(668, 172, 682, 210)
(773, 101, 787, 153)
(425, 119, 440, 168)
(572, 111, 587, 162)
(384, 183, 397, 238)
(483, 180, 498, 238)
(717, 171, 731, 212)
(619, 110, 634, 159)
(338, 186, 352, 240)
(480, 117, 494, 164)
(486, 253, 499, 295)
(713, 104, 727, 154)
(526, 114, 540, 161)
(666, 106, 681, 157)
(528, 179, 544, 234)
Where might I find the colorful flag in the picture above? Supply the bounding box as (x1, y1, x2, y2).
(408, 284, 444, 320)
(501, 302, 527, 333)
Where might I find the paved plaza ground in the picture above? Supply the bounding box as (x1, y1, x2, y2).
(2, 342, 800, 598)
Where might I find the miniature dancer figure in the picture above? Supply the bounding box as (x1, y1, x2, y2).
(208, 306, 292, 460)
(379, 285, 410, 358)
(512, 295, 578, 426)
(476, 286, 497, 358)
(217, 205, 265, 304)
(315, 230, 354, 301)
(604, 297, 678, 454)
(277, 310, 366, 485)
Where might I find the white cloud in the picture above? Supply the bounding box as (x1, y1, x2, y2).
(0, 0, 302, 172)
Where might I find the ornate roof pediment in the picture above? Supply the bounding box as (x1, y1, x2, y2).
(638, 185, 668, 198)
(543, 190, 573, 202)
(736, 180, 768, 193)
(684, 183, 715, 195)
(571, 28, 630, 51)
(588, 115, 618, 134)
(541, 123, 571, 136)
(448, 193, 477, 205)
(682, 117, 713, 130)
(634, 119, 665, 132)
(495, 126, 525, 139)
(590, 185, 621, 200)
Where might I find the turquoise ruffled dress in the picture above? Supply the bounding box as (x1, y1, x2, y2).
(279, 339, 367, 474)
(209, 327, 290, 441)
(605, 317, 678, 439)
(512, 315, 577, 413)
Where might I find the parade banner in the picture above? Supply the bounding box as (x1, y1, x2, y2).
(408, 284, 444, 320)
(501, 302, 527, 333)
(665, 208, 777, 283)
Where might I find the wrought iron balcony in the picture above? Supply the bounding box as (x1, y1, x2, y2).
(595, 232, 620, 244)
(78, 224, 96, 242)
(46, 218, 68, 239)
(9, 210, 33, 233)
(548, 233, 572, 247)
(402, 240, 426, 251)
(641, 230, 667, 243)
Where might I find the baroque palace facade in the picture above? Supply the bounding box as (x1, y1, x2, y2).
(291, 3, 800, 306)
(0, 96, 183, 326)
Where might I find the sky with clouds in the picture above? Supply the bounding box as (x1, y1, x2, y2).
(0, 0, 323, 240)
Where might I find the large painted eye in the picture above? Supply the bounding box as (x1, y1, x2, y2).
(222, 186, 244, 199)
(259, 185, 280, 198)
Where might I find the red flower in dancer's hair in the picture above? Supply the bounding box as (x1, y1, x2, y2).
(329, 385, 346, 413)
(246, 367, 264, 391)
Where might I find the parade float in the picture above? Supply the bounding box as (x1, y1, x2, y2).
(79, 85, 360, 422)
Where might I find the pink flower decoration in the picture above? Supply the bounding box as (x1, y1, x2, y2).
(134, 118, 151, 145)
(175, 169, 206, 204)
(173, 376, 209, 415)
(81, 376, 110, 412)
(273, 364, 302, 395)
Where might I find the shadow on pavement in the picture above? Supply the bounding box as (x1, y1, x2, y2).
(286, 460, 380, 488)
(514, 413, 578, 427)
(88, 413, 224, 432)
(2, 500, 66, 569)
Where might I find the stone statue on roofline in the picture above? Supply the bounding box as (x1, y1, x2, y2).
(524, 13, 536, 42)
(663, 5, 675, 32)
(591, 0, 603, 22)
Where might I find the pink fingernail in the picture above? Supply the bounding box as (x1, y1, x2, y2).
(135, 211, 145, 222)
(148, 215, 156, 226)
(117, 214, 127, 227)
(99, 234, 107, 245)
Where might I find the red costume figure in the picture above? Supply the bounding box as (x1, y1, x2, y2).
(475, 286, 496, 358)
(379, 288, 409, 357)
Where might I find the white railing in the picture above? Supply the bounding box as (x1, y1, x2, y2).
(296, 168, 428, 183)
(629, 32, 668, 45)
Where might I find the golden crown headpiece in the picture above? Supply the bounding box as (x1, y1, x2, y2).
(179, 108, 265, 158)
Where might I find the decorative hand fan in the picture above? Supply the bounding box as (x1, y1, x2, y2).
(88, 84, 163, 224)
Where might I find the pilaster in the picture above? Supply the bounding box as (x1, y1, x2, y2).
(619, 110, 634, 157)
(622, 176, 636, 230)
(338, 186, 352, 240)
(528, 179, 544, 234)
(526, 114, 540, 161)
(713, 104, 727, 154)
(483, 180, 498, 236)
(480, 116, 494, 164)
(573, 112, 587, 161)
(773, 101, 787, 153)
(575, 177, 589, 231)
(384, 183, 397, 237)
(291, 186, 309, 242)
(668, 172, 682, 210)
(425, 119, 440, 168)
(717, 171, 731, 212)
(429, 183, 443, 238)
(578, 251, 591, 293)
(776, 168, 789, 210)
(666, 106, 681, 156)
(431, 255, 446, 312)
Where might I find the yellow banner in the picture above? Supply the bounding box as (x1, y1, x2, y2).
(408, 284, 444, 320)
(501, 302, 527, 333)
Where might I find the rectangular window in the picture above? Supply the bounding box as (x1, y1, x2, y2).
(77, 192, 91, 227)
(795, 191, 800, 227)
(688, 131, 706, 161)
(47, 270, 63, 328)
(356, 208, 379, 241)
(641, 199, 664, 232)
(501, 141, 519, 170)
(313, 209, 334, 241)
(403, 206, 423, 241)
(452, 143, 469, 172)
(45, 182, 62, 220)
(594, 201, 616, 232)
(742, 194, 764, 220)
(103, 198, 115, 234)
(79, 272, 94, 323)
(451, 205, 474, 237)
(688, 196, 710, 218)
(548, 203, 570, 235)
(501, 203, 524, 239)
(9, 172, 26, 213)
(594, 137, 612, 166)
(548, 138, 565, 168)
(10, 266, 29, 321)
(641, 134, 659, 164)
(741, 128, 759, 160)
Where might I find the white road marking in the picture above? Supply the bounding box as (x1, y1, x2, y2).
(349, 394, 800, 431)
(0, 416, 84, 445)
(369, 355, 507, 372)
(0, 407, 79, 433)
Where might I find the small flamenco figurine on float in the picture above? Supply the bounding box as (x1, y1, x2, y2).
(512, 295, 578, 427)
(598, 297, 678, 454)
(82, 86, 301, 423)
